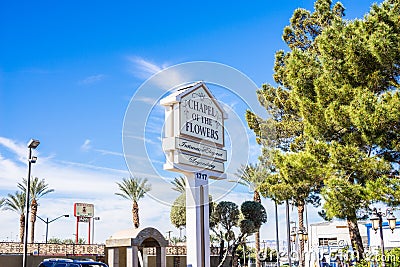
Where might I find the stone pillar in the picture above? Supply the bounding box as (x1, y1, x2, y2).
(155, 246, 167, 267)
(143, 248, 148, 267)
(186, 173, 210, 267)
(126, 246, 139, 267)
(156, 247, 161, 267)
(161, 247, 166, 267)
(108, 248, 119, 267)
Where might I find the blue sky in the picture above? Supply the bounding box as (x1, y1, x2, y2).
(0, 0, 380, 244)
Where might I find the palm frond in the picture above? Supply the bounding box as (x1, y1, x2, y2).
(234, 163, 266, 191)
(18, 177, 54, 200)
(3, 191, 26, 214)
(115, 177, 151, 202)
(171, 176, 186, 193)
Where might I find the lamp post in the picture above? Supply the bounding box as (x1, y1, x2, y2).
(92, 217, 100, 244)
(370, 207, 397, 267)
(166, 230, 173, 245)
(36, 214, 69, 243)
(285, 200, 292, 267)
(22, 139, 40, 267)
(290, 221, 297, 254)
(275, 200, 280, 267)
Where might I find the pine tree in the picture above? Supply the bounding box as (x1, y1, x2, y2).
(249, 0, 400, 260)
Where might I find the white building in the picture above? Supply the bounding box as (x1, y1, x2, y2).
(304, 221, 369, 267)
(308, 221, 368, 251)
(365, 221, 400, 250)
(304, 220, 400, 267)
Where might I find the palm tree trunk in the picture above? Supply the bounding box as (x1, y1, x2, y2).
(254, 191, 261, 267)
(20, 214, 25, 243)
(253, 190, 261, 203)
(132, 200, 140, 228)
(30, 198, 38, 243)
(298, 203, 305, 267)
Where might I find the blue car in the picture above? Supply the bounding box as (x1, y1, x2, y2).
(38, 258, 108, 267)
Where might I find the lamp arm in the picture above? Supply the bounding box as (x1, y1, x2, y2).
(36, 215, 47, 223)
(385, 208, 394, 217)
(48, 215, 68, 224)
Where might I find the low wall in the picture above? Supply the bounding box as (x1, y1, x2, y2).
(0, 242, 105, 256)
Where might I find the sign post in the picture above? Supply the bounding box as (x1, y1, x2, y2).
(74, 203, 94, 244)
(161, 82, 227, 267)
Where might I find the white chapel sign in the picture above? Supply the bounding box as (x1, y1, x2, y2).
(160, 81, 227, 177)
(160, 81, 227, 267)
(179, 86, 224, 146)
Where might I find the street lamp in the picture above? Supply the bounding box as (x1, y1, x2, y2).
(36, 214, 69, 243)
(370, 207, 397, 267)
(291, 226, 297, 244)
(290, 222, 297, 247)
(166, 230, 173, 245)
(22, 139, 40, 267)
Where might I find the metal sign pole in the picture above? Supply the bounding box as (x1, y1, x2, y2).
(76, 217, 79, 244)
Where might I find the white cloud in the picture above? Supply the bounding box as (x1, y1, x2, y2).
(0, 136, 191, 242)
(79, 74, 106, 85)
(94, 149, 124, 157)
(79, 141, 127, 159)
(127, 57, 165, 80)
(0, 137, 28, 163)
(129, 57, 165, 78)
(80, 139, 91, 151)
(134, 96, 158, 105)
(127, 56, 187, 91)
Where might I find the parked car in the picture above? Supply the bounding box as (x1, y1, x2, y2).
(38, 258, 108, 267)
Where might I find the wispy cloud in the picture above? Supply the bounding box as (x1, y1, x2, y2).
(126, 56, 187, 90)
(0, 137, 29, 163)
(94, 149, 124, 157)
(127, 57, 167, 79)
(134, 96, 158, 105)
(80, 139, 92, 151)
(79, 74, 106, 85)
(55, 159, 128, 175)
(80, 140, 125, 158)
(0, 136, 174, 242)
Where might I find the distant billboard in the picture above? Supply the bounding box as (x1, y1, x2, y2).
(74, 203, 94, 218)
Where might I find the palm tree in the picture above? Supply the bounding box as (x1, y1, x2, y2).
(2, 191, 26, 243)
(0, 197, 5, 208)
(18, 177, 54, 243)
(235, 163, 265, 267)
(115, 177, 151, 228)
(171, 176, 186, 193)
